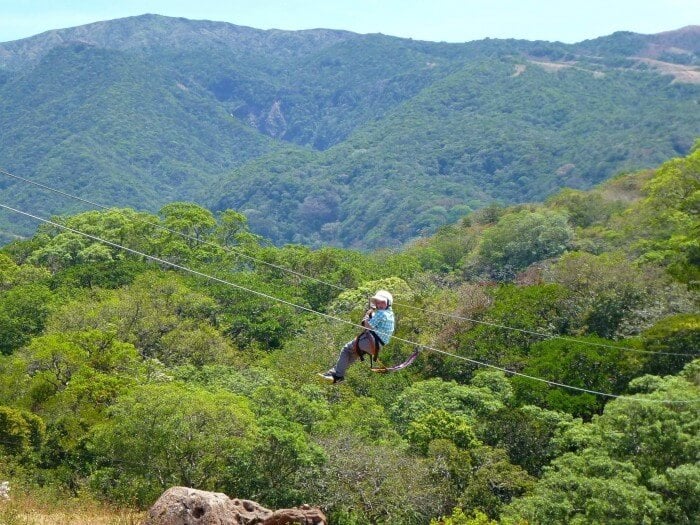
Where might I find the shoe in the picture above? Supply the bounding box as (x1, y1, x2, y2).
(318, 372, 334, 382)
(318, 372, 344, 384)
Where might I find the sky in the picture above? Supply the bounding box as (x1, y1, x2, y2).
(0, 0, 698, 44)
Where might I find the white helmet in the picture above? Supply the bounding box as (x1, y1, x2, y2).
(371, 290, 393, 307)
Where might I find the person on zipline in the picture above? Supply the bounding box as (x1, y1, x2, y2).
(319, 289, 395, 383)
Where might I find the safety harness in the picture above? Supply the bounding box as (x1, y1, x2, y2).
(353, 305, 421, 373)
(353, 329, 383, 369)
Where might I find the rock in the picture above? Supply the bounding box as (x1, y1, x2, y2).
(144, 487, 240, 524)
(264, 504, 327, 525)
(144, 486, 326, 525)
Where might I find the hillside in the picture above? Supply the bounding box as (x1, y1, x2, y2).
(0, 147, 697, 524)
(0, 15, 698, 247)
(216, 57, 699, 248)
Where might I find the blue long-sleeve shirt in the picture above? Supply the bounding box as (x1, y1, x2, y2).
(368, 308, 395, 345)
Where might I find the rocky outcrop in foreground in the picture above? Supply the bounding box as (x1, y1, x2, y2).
(144, 486, 326, 525)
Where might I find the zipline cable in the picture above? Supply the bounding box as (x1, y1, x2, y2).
(0, 166, 346, 290)
(0, 167, 694, 358)
(397, 307, 694, 356)
(1, 202, 698, 404)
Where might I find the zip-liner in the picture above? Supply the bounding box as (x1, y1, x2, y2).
(1, 197, 696, 404)
(319, 290, 420, 383)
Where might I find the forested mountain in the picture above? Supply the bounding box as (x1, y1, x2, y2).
(0, 146, 697, 523)
(0, 15, 698, 248)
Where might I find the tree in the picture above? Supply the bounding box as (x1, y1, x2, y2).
(512, 336, 644, 418)
(407, 409, 480, 455)
(454, 284, 572, 372)
(236, 416, 326, 508)
(215, 209, 258, 248)
(431, 508, 498, 525)
(511, 360, 700, 524)
(460, 446, 534, 519)
(314, 434, 446, 525)
(0, 252, 51, 290)
(62, 209, 161, 255)
(596, 371, 699, 480)
(4, 331, 142, 452)
(0, 405, 45, 456)
(623, 148, 700, 285)
(48, 271, 221, 360)
(546, 251, 691, 338)
(475, 209, 573, 279)
(25, 209, 161, 272)
(251, 384, 331, 432)
(51, 259, 149, 289)
(650, 463, 700, 524)
(502, 448, 662, 524)
(159, 321, 237, 366)
(159, 202, 217, 247)
(641, 314, 699, 376)
(407, 224, 479, 273)
(389, 378, 506, 433)
(27, 231, 85, 271)
(427, 439, 473, 513)
(88, 383, 259, 506)
(316, 396, 402, 445)
(547, 188, 622, 228)
(480, 405, 573, 476)
(0, 253, 19, 289)
(0, 283, 54, 355)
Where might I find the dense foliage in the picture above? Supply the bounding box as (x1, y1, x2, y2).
(1, 16, 698, 247)
(0, 148, 697, 523)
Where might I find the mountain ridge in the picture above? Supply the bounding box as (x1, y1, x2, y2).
(3, 16, 697, 72)
(0, 14, 367, 70)
(0, 15, 698, 248)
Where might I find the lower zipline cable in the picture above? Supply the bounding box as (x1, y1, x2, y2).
(1, 202, 698, 404)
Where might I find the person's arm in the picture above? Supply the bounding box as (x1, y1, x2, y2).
(366, 309, 385, 330)
(362, 307, 375, 328)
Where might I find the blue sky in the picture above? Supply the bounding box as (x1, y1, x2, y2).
(1, 0, 697, 44)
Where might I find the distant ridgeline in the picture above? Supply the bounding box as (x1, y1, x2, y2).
(0, 15, 698, 248)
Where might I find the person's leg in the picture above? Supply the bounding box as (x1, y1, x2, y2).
(329, 339, 358, 378)
(329, 333, 373, 378)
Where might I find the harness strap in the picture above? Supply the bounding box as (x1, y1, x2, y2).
(370, 346, 422, 374)
(353, 330, 383, 363)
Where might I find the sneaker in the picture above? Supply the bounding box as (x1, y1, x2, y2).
(318, 372, 344, 384)
(318, 371, 334, 382)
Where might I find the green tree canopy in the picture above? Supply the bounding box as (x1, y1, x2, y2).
(475, 208, 573, 279)
(88, 382, 259, 506)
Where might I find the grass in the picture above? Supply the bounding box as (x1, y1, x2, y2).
(0, 493, 146, 525)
